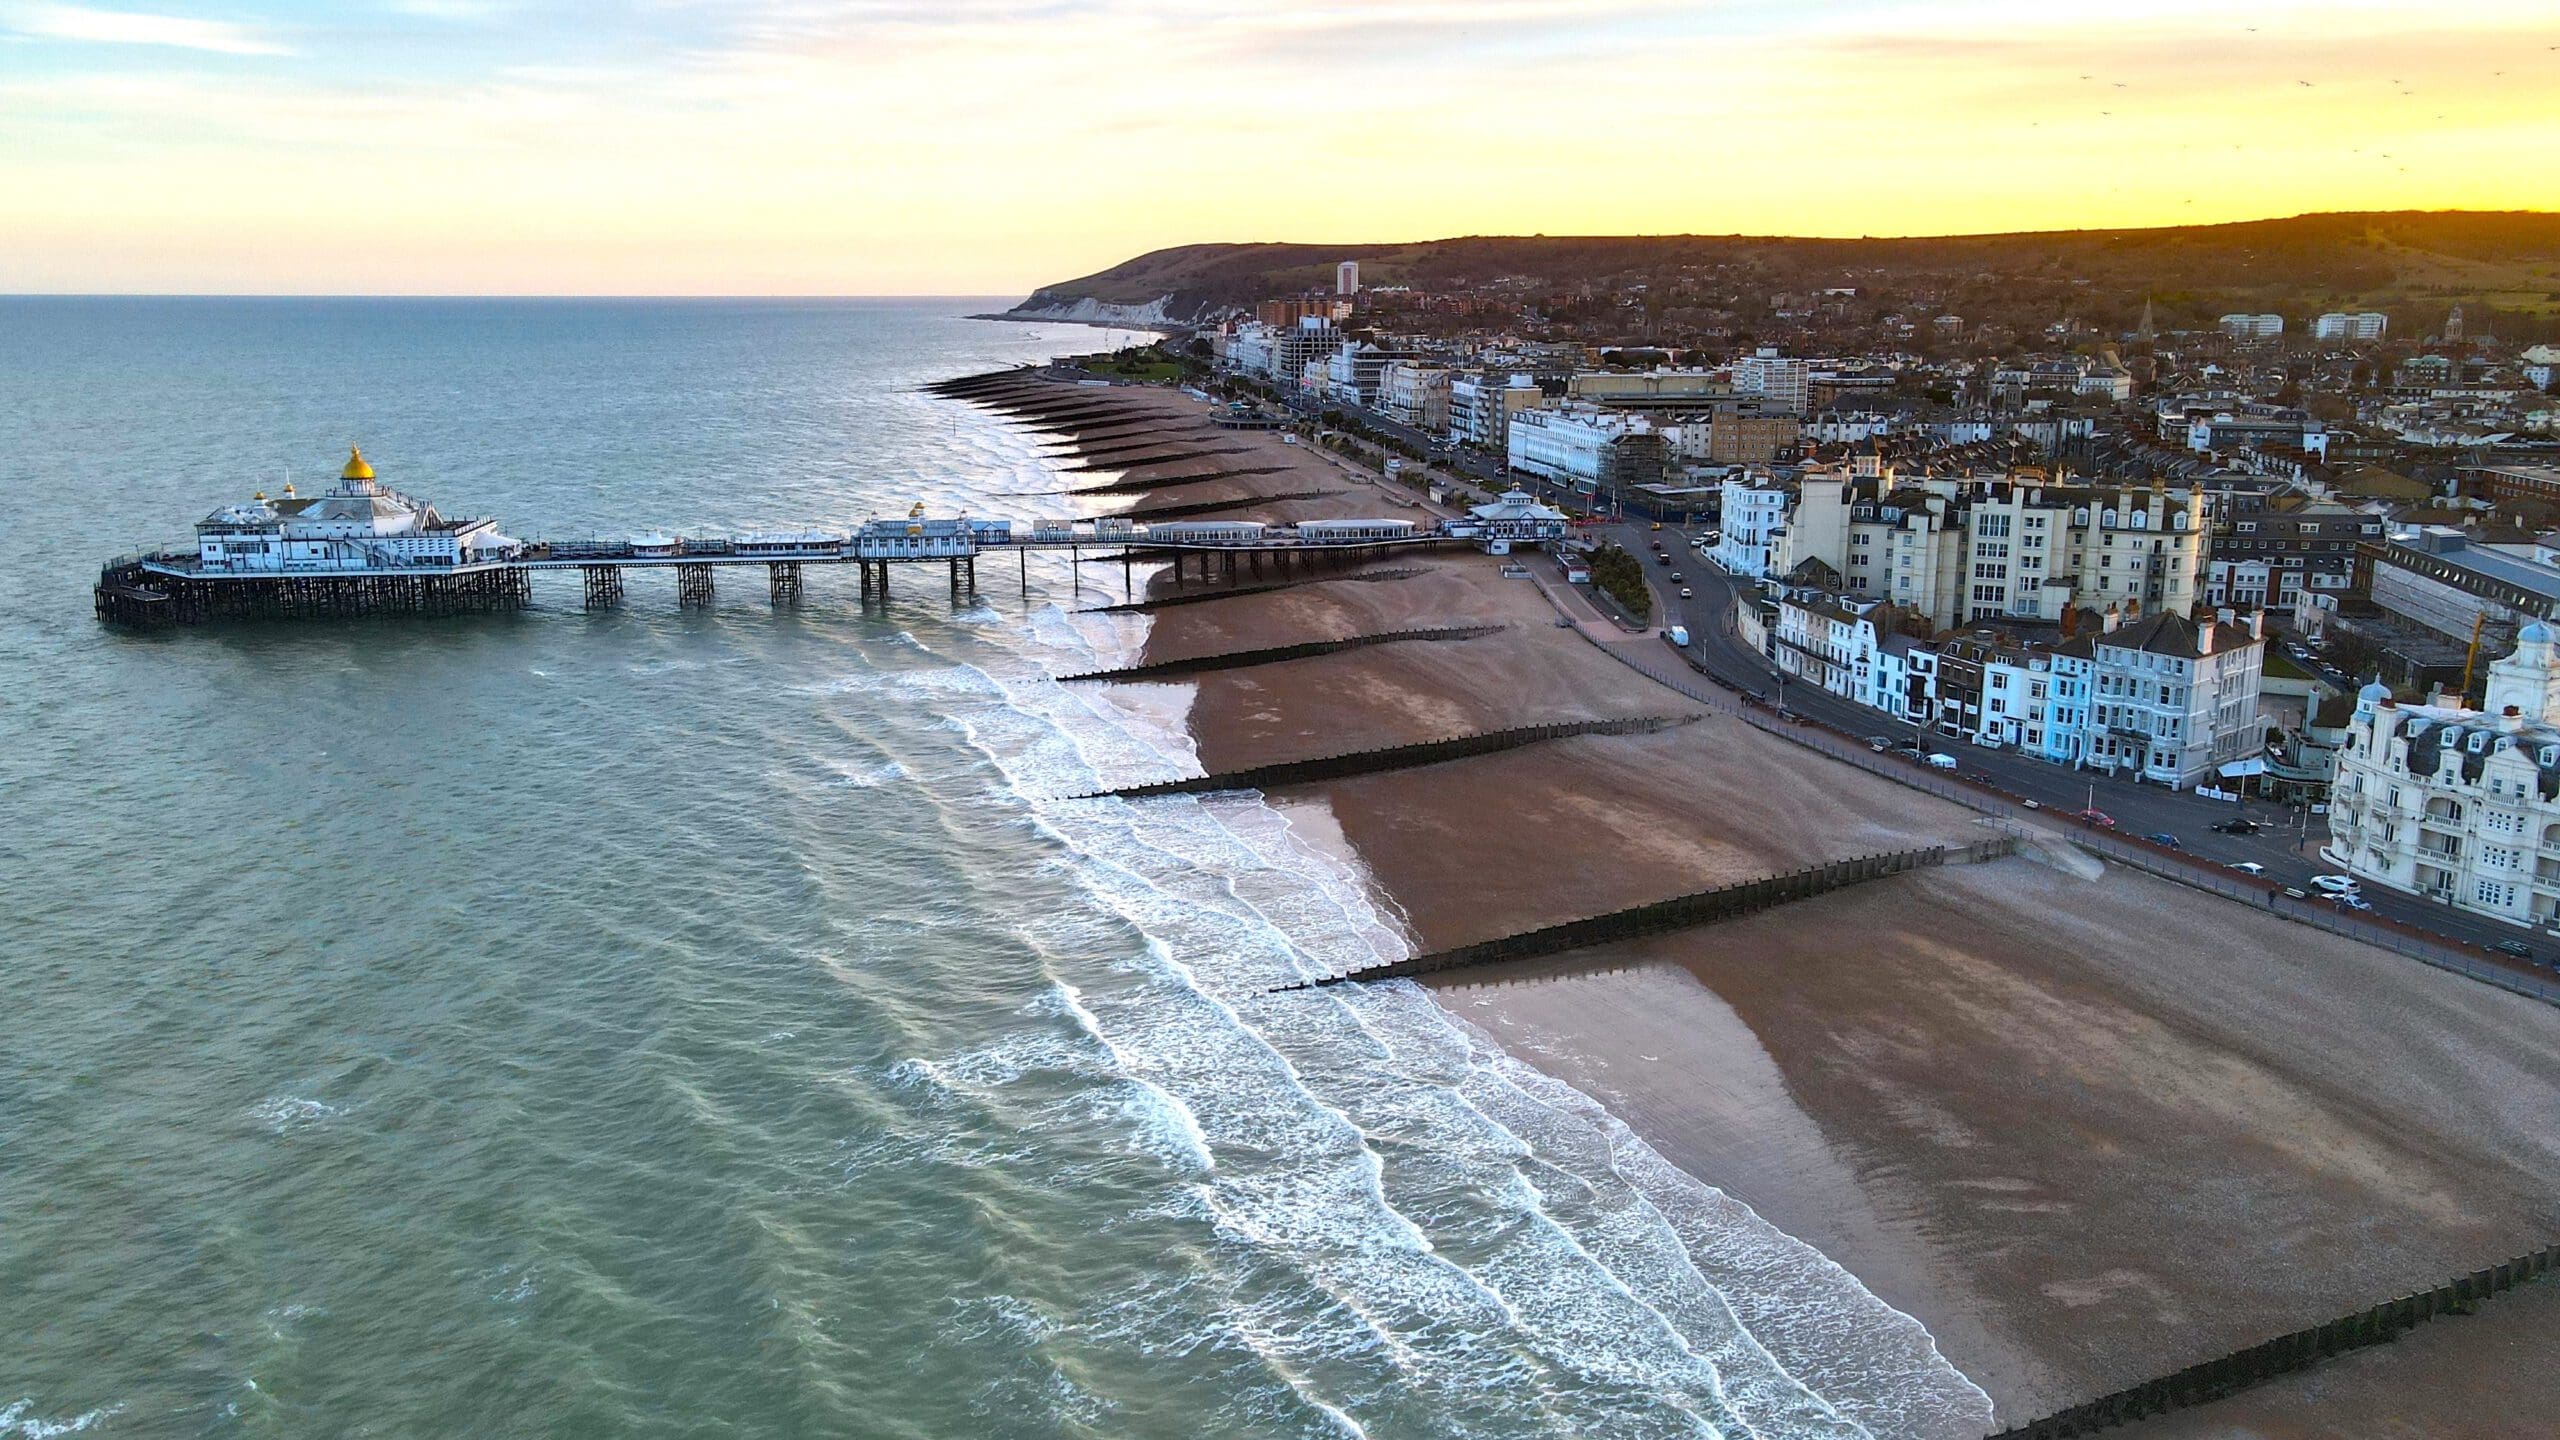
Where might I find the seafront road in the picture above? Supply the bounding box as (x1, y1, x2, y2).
(1584, 521, 2560, 985)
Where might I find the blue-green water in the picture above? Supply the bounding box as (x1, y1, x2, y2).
(0, 299, 1986, 1439)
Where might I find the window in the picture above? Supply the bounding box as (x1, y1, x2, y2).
(2476, 879, 2513, 907)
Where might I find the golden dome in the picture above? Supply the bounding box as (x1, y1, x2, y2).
(341, 446, 375, 481)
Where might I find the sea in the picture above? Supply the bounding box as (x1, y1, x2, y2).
(0, 298, 1991, 1440)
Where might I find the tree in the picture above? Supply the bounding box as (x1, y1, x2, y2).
(2326, 630, 2385, 682)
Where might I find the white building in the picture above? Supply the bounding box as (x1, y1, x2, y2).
(2314, 311, 2389, 342)
(1449, 372, 1545, 450)
(1376, 361, 1452, 432)
(2083, 609, 2266, 788)
(1336, 260, 1360, 296)
(192, 448, 518, 574)
(2219, 313, 2285, 339)
(1713, 471, 1792, 578)
(1223, 324, 1277, 379)
(1761, 580, 2256, 782)
(1506, 406, 1665, 498)
(1732, 347, 1810, 415)
(2327, 628, 2560, 928)
(1770, 467, 2207, 630)
(1454, 490, 1569, 554)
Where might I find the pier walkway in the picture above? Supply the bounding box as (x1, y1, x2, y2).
(95, 510, 1528, 624)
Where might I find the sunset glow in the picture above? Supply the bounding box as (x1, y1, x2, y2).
(4, 0, 2556, 294)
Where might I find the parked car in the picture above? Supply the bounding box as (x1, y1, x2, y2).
(2490, 939, 2536, 961)
(2144, 832, 2182, 850)
(2076, 808, 2117, 828)
(1926, 753, 1958, 770)
(2331, 895, 2374, 912)
(2210, 818, 2262, 835)
(2281, 887, 2310, 900)
(2310, 874, 2361, 895)
(2228, 862, 2267, 876)
(1866, 736, 1894, 752)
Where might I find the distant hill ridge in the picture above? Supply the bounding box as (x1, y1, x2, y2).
(1009, 211, 2560, 333)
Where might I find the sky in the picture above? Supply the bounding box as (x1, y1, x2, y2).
(2, 0, 2556, 295)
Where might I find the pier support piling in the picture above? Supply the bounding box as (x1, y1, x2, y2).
(583, 565, 623, 609)
(677, 563, 714, 608)
(768, 561, 802, 603)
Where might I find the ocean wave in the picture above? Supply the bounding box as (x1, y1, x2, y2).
(894, 394, 1988, 1436)
(0, 1402, 123, 1439)
(248, 1095, 352, 1136)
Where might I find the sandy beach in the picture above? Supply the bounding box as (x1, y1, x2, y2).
(951, 372, 2560, 1434)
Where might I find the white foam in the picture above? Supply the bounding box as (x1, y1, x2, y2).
(870, 382, 1993, 1436)
(249, 1095, 349, 1135)
(0, 1402, 124, 1439)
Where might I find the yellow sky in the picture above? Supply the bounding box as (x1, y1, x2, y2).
(2, 0, 2554, 294)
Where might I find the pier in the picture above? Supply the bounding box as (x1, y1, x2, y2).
(94, 448, 1574, 627)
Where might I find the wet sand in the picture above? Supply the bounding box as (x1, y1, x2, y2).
(952, 374, 2560, 1432)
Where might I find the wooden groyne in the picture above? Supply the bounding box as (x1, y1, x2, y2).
(1063, 715, 1695, 801)
(1061, 465, 1298, 497)
(1988, 1243, 2560, 1438)
(1084, 568, 1424, 614)
(1273, 839, 2014, 990)
(1067, 446, 1252, 473)
(1058, 626, 1498, 683)
(1119, 490, 1351, 522)
(1057, 432, 1223, 462)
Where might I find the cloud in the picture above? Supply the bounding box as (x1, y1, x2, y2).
(6, 3, 289, 54)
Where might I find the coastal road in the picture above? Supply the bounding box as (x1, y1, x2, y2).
(1597, 522, 2560, 965)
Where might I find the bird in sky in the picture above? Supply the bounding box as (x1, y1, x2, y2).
(2298, 79, 2314, 87)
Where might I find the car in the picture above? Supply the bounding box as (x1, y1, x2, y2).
(2022, 798, 2041, 810)
(2280, 887, 2310, 901)
(1679, 587, 1694, 598)
(1888, 738, 1923, 754)
(1668, 572, 1684, 582)
(1866, 735, 1893, 752)
(2144, 832, 2182, 850)
(1650, 522, 1663, 531)
(2228, 861, 2267, 876)
(1925, 753, 1958, 770)
(2489, 939, 2536, 961)
(2310, 874, 2361, 895)
(2076, 808, 2117, 828)
(2330, 895, 2374, 912)
(2210, 818, 2262, 835)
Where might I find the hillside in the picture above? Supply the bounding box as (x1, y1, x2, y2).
(1010, 211, 2560, 338)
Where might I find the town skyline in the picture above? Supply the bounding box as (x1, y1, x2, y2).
(5, 0, 2558, 295)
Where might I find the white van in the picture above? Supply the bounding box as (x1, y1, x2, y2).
(1926, 753, 1958, 770)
